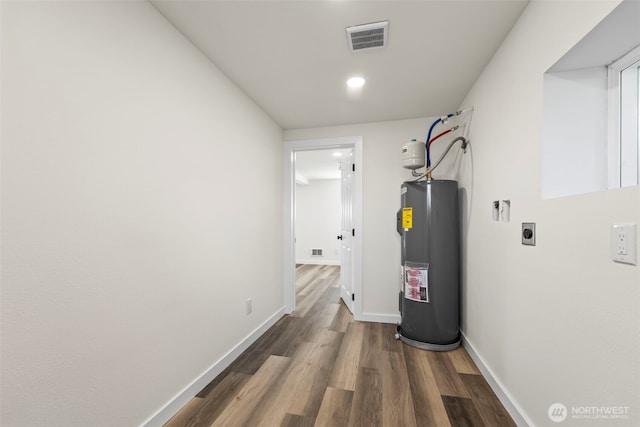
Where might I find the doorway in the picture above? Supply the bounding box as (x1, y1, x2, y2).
(283, 137, 363, 320)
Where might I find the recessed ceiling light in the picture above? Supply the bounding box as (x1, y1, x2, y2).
(347, 77, 365, 88)
(332, 152, 343, 157)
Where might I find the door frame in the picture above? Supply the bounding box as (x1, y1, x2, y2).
(283, 136, 363, 320)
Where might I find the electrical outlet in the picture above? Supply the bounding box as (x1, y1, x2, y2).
(246, 298, 253, 315)
(522, 223, 536, 246)
(616, 230, 627, 255)
(612, 224, 637, 265)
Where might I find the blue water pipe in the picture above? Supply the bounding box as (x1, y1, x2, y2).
(426, 113, 454, 167)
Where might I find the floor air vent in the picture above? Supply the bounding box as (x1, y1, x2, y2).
(312, 249, 323, 256)
(346, 21, 389, 52)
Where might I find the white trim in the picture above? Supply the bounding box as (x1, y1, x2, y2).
(461, 332, 533, 427)
(283, 137, 363, 320)
(360, 312, 401, 324)
(607, 64, 622, 188)
(284, 144, 296, 315)
(141, 307, 286, 427)
(295, 259, 341, 266)
(610, 44, 640, 72)
(607, 44, 640, 188)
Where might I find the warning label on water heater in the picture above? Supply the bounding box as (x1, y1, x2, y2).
(405, 262, 429, 303)
(402, 207, 413, 229)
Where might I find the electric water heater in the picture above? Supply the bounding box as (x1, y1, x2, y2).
(396, 179, 460, 351)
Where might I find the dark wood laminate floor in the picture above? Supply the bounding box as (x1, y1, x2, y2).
(165, 264, 516, 427)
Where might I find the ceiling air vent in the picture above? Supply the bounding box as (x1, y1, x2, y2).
(346, 21, 389, 52)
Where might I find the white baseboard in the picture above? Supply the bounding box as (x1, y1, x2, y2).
(461, 332, 533, 427)
(296, 259, 340, 266)
(141, 307, 286, 427)
(359, 312, 401, 324)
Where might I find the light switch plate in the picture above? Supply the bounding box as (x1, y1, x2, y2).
(612, 224, 637, 265)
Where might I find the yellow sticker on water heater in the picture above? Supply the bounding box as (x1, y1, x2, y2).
(402, 207, 413, 229)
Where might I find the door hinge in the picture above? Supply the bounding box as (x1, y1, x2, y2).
(352, 294, 355, 301)
(352, 229, 355, 237)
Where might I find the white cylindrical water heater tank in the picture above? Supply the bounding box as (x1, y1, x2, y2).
(402, 139, 425, 170)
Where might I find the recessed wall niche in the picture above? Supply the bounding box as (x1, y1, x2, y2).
(542, 0, 640, 199)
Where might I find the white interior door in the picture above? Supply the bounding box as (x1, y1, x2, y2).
(339, 151, 355, 312)
(284, 136, 362, 319)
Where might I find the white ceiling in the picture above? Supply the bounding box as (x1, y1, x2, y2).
(151, 0, 529, 130)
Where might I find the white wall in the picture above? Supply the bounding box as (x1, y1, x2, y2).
(287, 2, 640, 424)
(542, 67, 608, 199)
(285, 117, 462, 319)
(458, 1, 640, 425)
(295, 180, 341, 265)
(1, 2, 283, 426)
